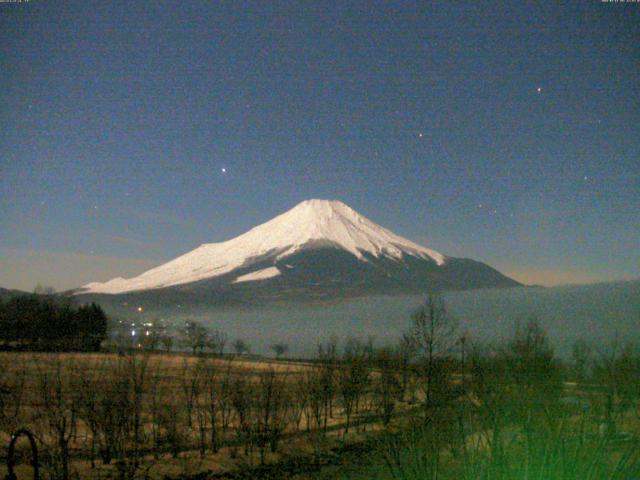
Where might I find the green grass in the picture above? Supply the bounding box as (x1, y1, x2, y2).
(305, 410, 640, 480)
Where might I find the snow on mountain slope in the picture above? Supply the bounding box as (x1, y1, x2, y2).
(232, 266, 282, 284)
(79, 199, 446, 294)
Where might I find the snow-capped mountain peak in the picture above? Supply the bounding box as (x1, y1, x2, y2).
(257, 199, 445, 264)
(79, 199, 446, 294)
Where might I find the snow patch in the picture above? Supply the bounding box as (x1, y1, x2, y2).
(232, 267, 281, 284)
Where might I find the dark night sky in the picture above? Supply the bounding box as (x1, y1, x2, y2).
(1, 1, 638, 290)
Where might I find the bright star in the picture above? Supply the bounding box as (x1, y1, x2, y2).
(536, 87, 542, 93)
(221, 168, 227, 173)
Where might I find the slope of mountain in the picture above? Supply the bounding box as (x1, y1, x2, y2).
(76, 199, 520, 303)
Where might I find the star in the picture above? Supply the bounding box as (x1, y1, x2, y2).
(418, 132, 423, 138)
(221, 167, 227, 173)
(583, 175, 588, 181)
(536, 87, 542, 93)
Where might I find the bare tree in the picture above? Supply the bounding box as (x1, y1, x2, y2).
(338, 338, 371, 434)
(397, 334, 415, 401)
(218, 362, 235, 448)
(180, 358, 202, 428)
(469, 342, 511, 466)
(83, 354, 151, 479)
(207, 330, 228, 355)
(161, 334, 174, 353)
(193, 360, 209, 457)
(123, 353, 149, 474)
(230, 374, 254, 461)
(373, 347, 403, 426)
(158, 395, 185, 459)
(72, 359, 105, 468)
(232, 338, 250, 356)
(148, 362, 166, 459)
(591, 340, 639, 436)
(201, 359, 222, 453)
(35, 356, 78, 480)
(182, 321, 209, 355)
(303, 369, 327, 434)
(290, 373, 308, 432)
(410, 294, 458, 409)
(254, 368, 292, 464)
(505, 318, 561, 431)
(317, 337, 338, 419)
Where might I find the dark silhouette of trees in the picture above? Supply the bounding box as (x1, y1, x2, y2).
(372, 347, 403, 426)
(505, 318, 562, 429)
(590, 340, 640, 436)
(339, 337, 371, 433)
(270, 343, 289, 358)
(161, 334, 174, 353)
(182, 320, 209, 355)
(206, 330, 228, 355)
(0, 293, 107, 351)
(410, 294, 458, 409)
(232, 338, 250, 355)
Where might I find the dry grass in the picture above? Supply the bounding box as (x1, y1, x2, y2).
(0, 351, 414, 479)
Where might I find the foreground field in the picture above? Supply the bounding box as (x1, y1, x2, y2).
(0, 350, 417, 479)
(2, 315, 639, 480)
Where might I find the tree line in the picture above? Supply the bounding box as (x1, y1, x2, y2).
(0, 292, 107, 351)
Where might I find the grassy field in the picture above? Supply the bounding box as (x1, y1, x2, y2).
(2, 319, 639, 480)
(0, 350, 418, 479)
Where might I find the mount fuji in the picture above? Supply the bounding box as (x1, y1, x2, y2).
(76, 200, 520, 304)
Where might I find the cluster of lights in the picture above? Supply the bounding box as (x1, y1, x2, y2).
(127, 306, 167, 342)
(131, 329, 154, 337)
(130, 320, 155, 338)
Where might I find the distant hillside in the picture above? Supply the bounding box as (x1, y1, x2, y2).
(0, 287, 30, 301)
